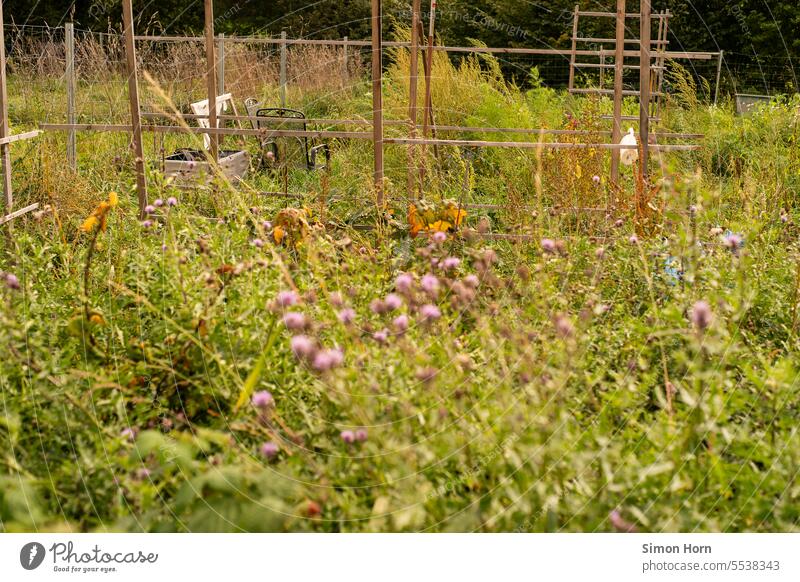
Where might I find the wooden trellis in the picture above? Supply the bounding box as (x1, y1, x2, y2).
(0, 0, 41, 227)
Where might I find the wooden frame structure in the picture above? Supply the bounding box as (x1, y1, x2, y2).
(0, 0, 41, 227)
(36, 0, 705, 218)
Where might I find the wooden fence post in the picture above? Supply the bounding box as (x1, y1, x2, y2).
(66, 22, 77, 170)
(342, 36, 348, 85)
(407, 0, 421, 201)
(121, 0, 148, 218)
(371, 0, 384, 206)
(280, 30, 287, 108)
(0, 0, 11, 213)
(567, 5, 579, 92)
(204, 0, 219, 162)
(639, 0, 652, 173)
(714, 50, 724, 105)
(217, 33, 225, 96)
(610, 0, 625, 183)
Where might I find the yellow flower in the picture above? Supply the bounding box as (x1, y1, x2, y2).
(273, 225, 286, 244)
(89, 313, 106, 326)
(108, 192, 118, 208)
(80, 216, 99, 233)
(430, 220, 452, 232)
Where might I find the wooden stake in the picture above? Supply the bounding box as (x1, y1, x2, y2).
(610, 0, 626, 183)
(280, 30, 287, 108)
(714, 50, 724, 105)
(217, 33, 225, 96)
(407, 0, 421, 201)
(121, 0, 148, 218)
(371, 0, 384, 205)
(66, 22, 77, 170)
(204, 0, 218, 162)
(639, 0, 652, 173)
(568, 5, 579, 92)
(0, 0, 10, 214)
(422, 0, 436, 138)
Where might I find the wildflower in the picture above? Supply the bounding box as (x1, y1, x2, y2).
(609, 510, 636, 533)
(781, 213, 789, 224)
(340, 430, 355, 444)
(4, 273, 20, 290)
(614, 219, 624, 228)
(393, 314, 409, 333)
(421, 274, 440, 296)
(415, 366, 438, 384)
(167, 196, 178, 207)
(722, 231, 743, 252)
(541, 238, 557, 254)
(338, 308, 356, 325)
(144, 204, 156, 214)
(251, 238, 264, 248)
(262, 220, 273, 230)
(595, 247, 605, 259)
(80, 192, 118, 233)
(395, 273, 413, 293)
(251, 390, 274, 409)
(329, 291, 344, 307)
(283, 312, 307, 331)
(154, 198, 164, 207)
(135, 467, 151, 479)
(260, 441, 280, 459)
(463, 274, 480, 289)
(141, 220, 153, 229)
(312, 348, 344, 372)
(420, 304, 441, 322)
(554, 314, 574, 339)
(290, 335, 315, 358)
(592, 175, 601, 184)
(355, 429, 368, 442)
(384, 293, 403, 311)
(442, 257, 461, 271)
(373, 330, 389, 343)
(370, 298, 387, 314)
(709, 227, 723, 236)
(628, 234, 639, 245)
(276, 290, 300, 307)
(690, 300, 713, 331)
(432, 231, 447, 244)
(121, 427, 137, 442)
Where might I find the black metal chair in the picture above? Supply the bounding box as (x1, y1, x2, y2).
(244, 99, 330, 171)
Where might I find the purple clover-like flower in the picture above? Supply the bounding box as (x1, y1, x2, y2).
(442, 257, 461, 271)
(251, 390, 274, 409)
(290, 334, 315, 358)
(384, 293, 403, 311)
(421, 274, 440, 296)
(420, 304, 441, 322)
(252, 238, 264, 248)
(283, 312, 307, 331)
(432, 231, 447, 244)
(373, 329, 389, 343)
(393, 314, 409, 333)
(154, 198, 164, 207)
(276, 290, 299, 307)
(340, 430, 355, 444)
(338, 308, 356, 325)
(396, 273, 413, 293)
(691, 300, 713, 331)
(355, 429, 368, 442)
(463, 274, 479, 289)
(144, 204, 156, 214)
(260, 441, 280, 458)
(167, 197, 178, 207)
(4, 273, 20, 290)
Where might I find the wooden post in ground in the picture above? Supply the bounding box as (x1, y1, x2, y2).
(714, 50, 724, 105)
(0, 0, 12, 213)
(204, 0, 219, 162)
(217, 33, 225, 96)
(280, 31, 287, 108)
(567, 5, 579, 92)
(639, 0, 652, 174)
(121, 0, 148, 217)
(66, 22, 77, 170)
(610, 0, 625, 183)
(422, 0, 436, 137)
(342, 36, 349, 85)
(371, 0, 384, 206)
(407, 0, 421, 201)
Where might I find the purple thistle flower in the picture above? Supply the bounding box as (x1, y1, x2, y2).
(340, 430, 355, 444)
(262, 220, 273, 230)
(251, 238, 264, 248)
(554, 314, 574, 339)
(4, 273, 20, 290)
(384, 293, 403, 311)
(167, 196, 178, 207)
(432, 231, 447, 244)
(276, 290, 299, 307)
(595, 247, 606, 259)
(373, 329, 389, 343)
(355, 429, 368, 442)
(144, 204, 156, 214)
(421, 274, 440, 296)
(313, 348, 343, 372)
(541, 238, 557, 254)
(393, 314, 409, 333)
(141, 219, 153, 228)
(463, 274, 479, 289)
(609, 510, 636, 533)
(260, 441, 280, 458)
(283, 311, 307, 331)
(723, 232, 743, 251)
(290, 334, 315, 358)
(628, 234, 639, 245)
(691, 300, 713, 331)
(592, 175, 601, 184)
(121, 427, 137, 442)
(614, 219, 624, 228)
(420, 304, 441, 322)
(329, 291, 345, 307)
(337, 308, 356, 325)
(154, 198, 164, 207)
(395, 273, 413, 293)
(442, 257, 461, 271)
(251, 390, 274, 409)
(370, 298, 387, 314)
